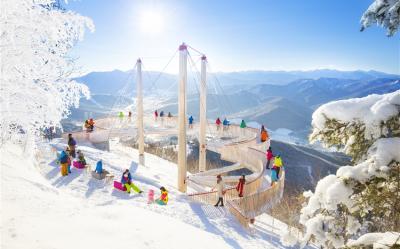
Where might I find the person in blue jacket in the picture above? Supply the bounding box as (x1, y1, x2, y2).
(95, 160, 103, 174)
(121, 169, 143, 194)
(188, 116, 194, 129)
(223, 118, 230, 131)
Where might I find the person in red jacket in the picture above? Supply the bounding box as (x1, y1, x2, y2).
(154, 110, 158, 121)
(236, 175, 246, 197)
(266, 147, 273, 169)
(215, 117, 221, 130)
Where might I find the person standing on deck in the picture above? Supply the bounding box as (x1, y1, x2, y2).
(188, 115, 194, 129)
(223, 118, 230, 131)
(260, 125, 269, 142)
(266, 147, 274, 169)
(154, 110, 158, 121)
(273, 155, 283, 178)
(240, 119, 247, 136)
(236, 175, 246, 197)
(213, 175, 225, 207)
(216, 117, 221, 131)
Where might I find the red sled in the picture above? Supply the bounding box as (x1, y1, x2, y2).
(73, 161, 86, 169)
(114, 181, 127, 191)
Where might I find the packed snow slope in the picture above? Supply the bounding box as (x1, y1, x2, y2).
(1, 138, 310, 249)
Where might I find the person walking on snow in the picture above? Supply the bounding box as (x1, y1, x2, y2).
(216, 117, 221, 130)
(67, 133, 77, 158)
(265, 147, 273, 169)
(188, 116, 194, 129)
(155, 186, 168, 205)
(121, 169, 143, 194)
(236, 175, 246, 197)
(213, 175, 225, 207)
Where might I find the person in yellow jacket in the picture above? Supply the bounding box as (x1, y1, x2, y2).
(156, 187, 168, 205)
(273, 155, 283, 178)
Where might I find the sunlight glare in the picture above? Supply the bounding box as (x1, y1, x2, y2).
(140, 10, 164, 34)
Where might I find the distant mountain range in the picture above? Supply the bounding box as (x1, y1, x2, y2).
(71, 69, 399, 141)
(75, 69, 399, 95)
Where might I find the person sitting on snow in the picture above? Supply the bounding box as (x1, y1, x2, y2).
(121, 169, 143, 194)
(155, 186, 168, 205)
(95, 160, 103, 174)
(77, 150, 87, 166)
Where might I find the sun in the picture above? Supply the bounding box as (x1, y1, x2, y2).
(139, 10, 164, 34)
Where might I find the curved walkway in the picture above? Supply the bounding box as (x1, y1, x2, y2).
(64, 116, 285, 228)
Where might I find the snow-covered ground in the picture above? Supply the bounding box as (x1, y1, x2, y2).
(1, 138, 311, 249)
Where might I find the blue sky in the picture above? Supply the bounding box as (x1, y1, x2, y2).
(67, 0, 399, 74)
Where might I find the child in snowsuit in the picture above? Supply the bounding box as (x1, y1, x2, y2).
(214, 175, 225, 207)
(236, 175, 246, 197)
(155, 187, 168, 205)
(95, 160, 103, 174)
(266, 147, 273, 169)
(59, 150, 70, 176)
(148, 189, 155, 204)
(121, 169, 143, 194)
(77, 150, 87, 166)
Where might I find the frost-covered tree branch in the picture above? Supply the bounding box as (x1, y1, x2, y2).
(300, 91, 400, 248)
(0, 0, 94, 144)
(361, 0, 400, 36)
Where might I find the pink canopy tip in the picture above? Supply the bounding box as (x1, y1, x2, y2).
(179, 43, 187, 51)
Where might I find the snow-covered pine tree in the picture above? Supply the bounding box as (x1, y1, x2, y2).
(300, 90, 400, 248)
(361, 0, 400, 36)
(0, 0, 94, 145)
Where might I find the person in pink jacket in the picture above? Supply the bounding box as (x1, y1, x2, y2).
(266, 147, 273, 169)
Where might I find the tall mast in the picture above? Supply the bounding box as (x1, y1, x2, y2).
(136, 58, 145, 166)
(178, 43, 188, 192)
(199, 55, 207, 172)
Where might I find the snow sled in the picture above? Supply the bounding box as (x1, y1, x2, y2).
(113, 181, 127, 191)
(73, 161, 86, 169)
(91, 170, 113, 183)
